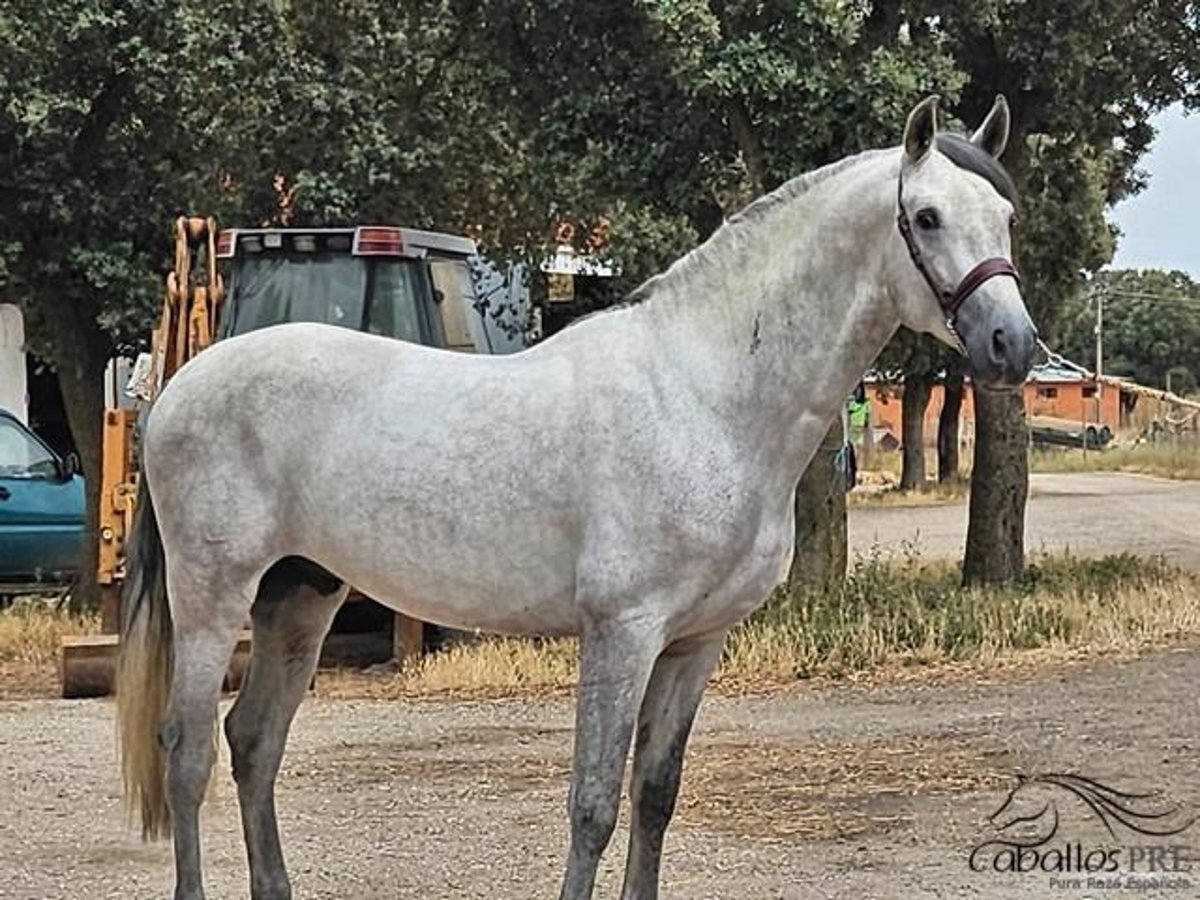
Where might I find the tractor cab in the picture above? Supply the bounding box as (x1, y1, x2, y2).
(215, 226, 481, 351)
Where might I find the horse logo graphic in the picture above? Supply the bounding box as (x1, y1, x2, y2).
(970, 773, 1197, 875)
(990, 773, 1195, 841)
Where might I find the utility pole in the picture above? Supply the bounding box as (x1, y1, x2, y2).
(1093, 290, 1104, 439)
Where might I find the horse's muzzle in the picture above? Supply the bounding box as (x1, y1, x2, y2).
(959, 292, 1038, 390)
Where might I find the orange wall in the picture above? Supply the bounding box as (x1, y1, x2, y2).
(869, 385, 974, 441)
(1025, 381, 1120, 425)
(868, 379, 1120, 447)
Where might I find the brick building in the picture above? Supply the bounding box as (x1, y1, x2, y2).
(867, 364, 1125, 448)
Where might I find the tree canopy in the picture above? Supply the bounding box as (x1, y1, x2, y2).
(1058, 269, 1200, 392)
(2, 0, 1199, 601)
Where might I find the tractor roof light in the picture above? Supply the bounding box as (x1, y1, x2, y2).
(216, 230, 237, 259)
(354, 227, 405, 256)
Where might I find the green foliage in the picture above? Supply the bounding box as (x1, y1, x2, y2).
(1057, 269, 1200, 390)
(8, 1, 1194, 361)
(1023, 551, 1180, 597)
(0, 0, 192, 354)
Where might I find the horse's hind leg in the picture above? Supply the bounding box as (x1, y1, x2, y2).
(619, 634, 725, 900)
(224, 558, 347, 900)
(163, 565, 257, 900)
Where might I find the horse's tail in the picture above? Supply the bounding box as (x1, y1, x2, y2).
(115, 476, 174, 840)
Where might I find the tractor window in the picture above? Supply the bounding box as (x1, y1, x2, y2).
(0, 417, 58, 479)
(367, 261, 431, 344)
(222, 254, 369, 338)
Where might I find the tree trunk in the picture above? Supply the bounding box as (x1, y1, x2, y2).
(788, 418, 848, 594)
(937, 364, 965, 482)
(36, 296, 109, 611)
(963, 387, 1028, 586)
(899, 374, 932, 491)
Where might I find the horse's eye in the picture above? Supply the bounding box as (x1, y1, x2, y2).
(915, 208, 940, 231)
(1010, 213, 1019, 229)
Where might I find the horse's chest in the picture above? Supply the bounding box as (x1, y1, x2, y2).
(667, 512, 793, 637)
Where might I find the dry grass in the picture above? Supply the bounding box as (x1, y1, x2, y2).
(319, 636, 580, 700)
(0, 599, 99, 665)
(849, 478, 969, 507)
(1031, 443, 1200, 480)
(320, 552, 1200, 701)
(0, 599, 100, 698)
(3, 554, 1196, 702)
(720, 552, 1200, 688)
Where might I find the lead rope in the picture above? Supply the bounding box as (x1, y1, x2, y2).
(1035, 338, 1085, 374)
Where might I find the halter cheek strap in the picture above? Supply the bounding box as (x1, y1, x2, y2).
(895, 174, 1020, 337)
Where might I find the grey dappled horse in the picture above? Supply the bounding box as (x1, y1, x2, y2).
(117, 95, 1037, 900)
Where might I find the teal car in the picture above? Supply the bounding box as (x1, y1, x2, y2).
(0, 409, 85, 586)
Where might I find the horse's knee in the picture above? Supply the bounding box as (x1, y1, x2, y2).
(634, 735, 687, 832)
(224, 710, 260, 784)
(634, 768, 679, 837)
(161, 717, 216, 806)
(570, 784, 621, 856)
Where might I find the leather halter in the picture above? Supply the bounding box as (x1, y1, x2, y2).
(895, 172, 1020, 341)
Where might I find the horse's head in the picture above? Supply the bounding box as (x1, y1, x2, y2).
(890, 95, 1037, 390)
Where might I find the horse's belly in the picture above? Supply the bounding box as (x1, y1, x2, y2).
(335, 545, 580, 637)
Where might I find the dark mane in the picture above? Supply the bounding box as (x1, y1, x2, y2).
(936, 133, 1019, 206)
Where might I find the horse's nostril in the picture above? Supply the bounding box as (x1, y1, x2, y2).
(992, 328, 1007, 361)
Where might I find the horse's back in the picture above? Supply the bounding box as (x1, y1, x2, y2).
(142, 322, 587, 633)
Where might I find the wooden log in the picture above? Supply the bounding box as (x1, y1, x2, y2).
(61, 632, 253, 699)
(393, 614, 424, 666)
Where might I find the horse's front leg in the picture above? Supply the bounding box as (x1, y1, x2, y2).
(558, 618, 663, 900)
(619, 633, 726, 900)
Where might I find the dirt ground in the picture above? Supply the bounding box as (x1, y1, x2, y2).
(4, 470, 1198, 898)
(851, 472, 1200, 569)
(3, 646, 1199, 899)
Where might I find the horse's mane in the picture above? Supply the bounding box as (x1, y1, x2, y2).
(570, 135, 1016, 321)
(623, 149, 893, 307)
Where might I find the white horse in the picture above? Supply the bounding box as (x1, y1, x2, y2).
(117, 95, 1036, 900)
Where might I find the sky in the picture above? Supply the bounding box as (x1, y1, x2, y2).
(1108, 104, 1200, 278)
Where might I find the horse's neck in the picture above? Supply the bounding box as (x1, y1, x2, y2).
(638, 152, 901, 477)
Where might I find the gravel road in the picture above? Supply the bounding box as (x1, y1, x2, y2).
(3, 647, 1199, 899)
(851, 472, 1200, 570)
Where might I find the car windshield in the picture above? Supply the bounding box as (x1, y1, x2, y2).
(0, 417, 58, 478)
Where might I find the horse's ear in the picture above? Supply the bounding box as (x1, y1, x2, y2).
(971, 95, 1011, 159)
(904, 95, 940, 166)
